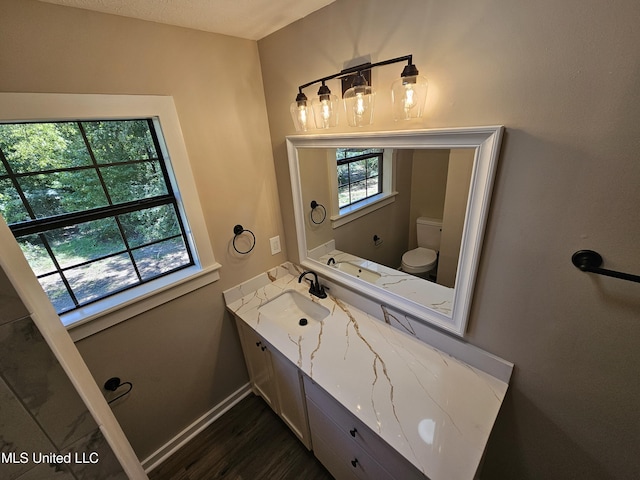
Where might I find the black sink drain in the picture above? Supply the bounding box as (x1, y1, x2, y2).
(299, 318, 308, 326)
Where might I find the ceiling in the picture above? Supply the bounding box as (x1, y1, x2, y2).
(38, 0, 337, 40)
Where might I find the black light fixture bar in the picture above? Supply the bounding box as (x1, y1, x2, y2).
(296, 54, 414, 95)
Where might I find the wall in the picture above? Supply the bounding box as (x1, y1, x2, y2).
(299, 148, 334, 250)
(438, 148, 474, 287)
(258, 0, 640, 479)
(0, 0, 284, 462)
(0, 266, 126, 480)
(407, 148, 448, 250)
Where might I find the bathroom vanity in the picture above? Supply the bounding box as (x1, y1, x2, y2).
(224, 263, 512, 480)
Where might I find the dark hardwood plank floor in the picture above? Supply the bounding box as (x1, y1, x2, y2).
(148, 394, 333, 480)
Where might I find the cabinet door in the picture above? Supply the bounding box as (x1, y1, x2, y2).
(236, 321, 277, 410)
(269, 345, 311, 449)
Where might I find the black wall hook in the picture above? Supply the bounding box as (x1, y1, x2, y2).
(572, 250, 640, 283)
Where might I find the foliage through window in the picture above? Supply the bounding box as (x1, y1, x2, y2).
(336, 148, 383, 209)
(0, 119, 194, 315)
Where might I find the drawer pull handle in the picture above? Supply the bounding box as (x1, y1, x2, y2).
(351, 458, 358, 468)
(349, 428, 357, 437)
(261, 345, 267, 351)
(255, 341, 262, 347)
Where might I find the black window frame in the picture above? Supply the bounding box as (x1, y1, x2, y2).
(336, 148, 384, 209)
(0, 118, 195, 315)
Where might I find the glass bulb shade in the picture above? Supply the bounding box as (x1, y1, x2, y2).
(391, 74, 428, 120)
(343, 85, 375, 127)
(311, 93, 339, 129)
(290, 99, 315, 132)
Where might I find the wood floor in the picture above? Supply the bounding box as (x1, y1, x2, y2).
(148, 394, 333, 480)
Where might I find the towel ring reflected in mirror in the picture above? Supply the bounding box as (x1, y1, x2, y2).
(310, 200, 327, 225)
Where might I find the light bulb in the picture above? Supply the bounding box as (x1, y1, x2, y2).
(403, 84, 416, 110)
(355, 93, 366, 116)
(298, 105, 310, 128)
(321, 100, 331, 119)
(317, 100, 334, 128)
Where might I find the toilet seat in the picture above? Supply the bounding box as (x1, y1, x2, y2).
(401, 247, 437, 274)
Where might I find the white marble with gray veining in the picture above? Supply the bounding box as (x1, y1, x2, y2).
(224, 264, 510, 480)
(315, 248, 454, 316)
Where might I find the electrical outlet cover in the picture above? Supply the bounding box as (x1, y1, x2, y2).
(269, 236, 281, 255)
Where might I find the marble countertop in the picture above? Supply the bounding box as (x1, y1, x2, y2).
(224, 264, 509, 480)
(316, 249, 454, 316)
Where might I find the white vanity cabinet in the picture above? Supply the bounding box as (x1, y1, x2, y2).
(225, 266, 511, 480)
(304, 376, 427, 480)
(234, 318, 311, 448)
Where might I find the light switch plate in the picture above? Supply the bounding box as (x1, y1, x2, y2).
(269, 236, 281, 255)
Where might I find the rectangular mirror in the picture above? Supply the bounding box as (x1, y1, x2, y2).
(287, 127, 503, 335)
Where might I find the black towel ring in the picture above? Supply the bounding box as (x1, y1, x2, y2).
(233, 224, 256, 254)
(310, 200, 327, 225)
(104, 377, 133, 405)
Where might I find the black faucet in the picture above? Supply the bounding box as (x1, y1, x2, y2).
(298, 271, 327, 299)
(327, 257, 336, 265)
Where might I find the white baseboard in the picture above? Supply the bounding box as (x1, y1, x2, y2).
(141, 383, 252, 473)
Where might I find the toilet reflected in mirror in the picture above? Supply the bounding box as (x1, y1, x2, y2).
(401, 217, 442, 281)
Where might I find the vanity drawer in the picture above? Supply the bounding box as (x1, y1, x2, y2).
(304, 377, 426, 480)
(308, 398, 394, 480)
(311, 433, 360, 480)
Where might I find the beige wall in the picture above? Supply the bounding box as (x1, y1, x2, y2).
(299, 148, 334, 250)
(438, 148, 474, 287)
(407, 148, 449, 250)
(0, 0, 285, 460)
(258, 0, 640, 478)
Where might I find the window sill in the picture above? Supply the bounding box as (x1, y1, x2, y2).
(330, 192, 398, 229)
(67, 263, 222, 341)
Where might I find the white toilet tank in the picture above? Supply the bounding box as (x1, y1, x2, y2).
(416, 217, 442, 250)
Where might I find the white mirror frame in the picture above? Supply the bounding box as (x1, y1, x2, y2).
(287, 126, 503, 336)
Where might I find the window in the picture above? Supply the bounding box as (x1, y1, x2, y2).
(336, 148, 383, 208)
(328, 147, 396, 228)
(0, 93, 220, 338)
(0, 119, 194, 315)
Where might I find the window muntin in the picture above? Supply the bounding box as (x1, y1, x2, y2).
(0, 119, 195, 315)
(336, 148, 383, 209)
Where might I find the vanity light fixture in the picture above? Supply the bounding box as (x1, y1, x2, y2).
(290, 54, 427, 131)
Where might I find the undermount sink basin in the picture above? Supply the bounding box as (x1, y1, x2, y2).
(334, 262, 381, 283)
(258, 290, 330, 332)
